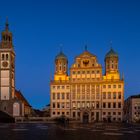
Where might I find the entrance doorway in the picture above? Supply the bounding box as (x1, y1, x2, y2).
(83, 112, 89, 123)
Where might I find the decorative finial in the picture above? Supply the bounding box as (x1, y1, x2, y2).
(85, 45, 87, 51)
(5, 17, 9, 31)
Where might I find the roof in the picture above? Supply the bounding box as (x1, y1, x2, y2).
(55, 51, 67, 60)
(15, 90, 32, 107)
(76, 50, 96, 58)
(130, 94, 140, 99)
(105, 48, 118, 58)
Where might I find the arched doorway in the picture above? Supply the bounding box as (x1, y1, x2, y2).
(13, 103, 20, 116)
(83, 112, 89, 123)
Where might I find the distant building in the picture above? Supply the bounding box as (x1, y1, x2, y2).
(50, 46, 124, 123)
(124, 94, 140, 123)
(0, 20, 31, 117)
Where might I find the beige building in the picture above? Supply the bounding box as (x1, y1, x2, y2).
(0, 20, 31, 117)
(50, 47, 124, 123)
(124, 94, 140, 123)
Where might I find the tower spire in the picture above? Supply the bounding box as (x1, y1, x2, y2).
(5, 17, 9, 31)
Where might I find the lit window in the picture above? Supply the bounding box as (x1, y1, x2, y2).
(62, 93, 65, 99)
(57, 93, 60, 99)
(108, 85, 111, 88)
(52, 93, 55, 100)
(113, 92, 116, 99)
(113, 85, 116, 88)
(108, 92, 111, 99)
(103, 92, 106, 99)
(118, 85, 121, 88)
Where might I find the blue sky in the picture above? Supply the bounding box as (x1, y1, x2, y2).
(0, 0, 140, 109)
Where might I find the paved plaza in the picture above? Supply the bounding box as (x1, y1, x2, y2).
(0, 123, 140, 140)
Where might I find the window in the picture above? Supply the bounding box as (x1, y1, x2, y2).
(118, 112, 121, 115)
(62, 103, 65, 108)
(103, 92, 106, 99)
(57, 86, 60, 89)
(96, 102, 99, 108)
(113, 92, 116, 99)
(118, 102, 121, 108)
(118, 85, 121, 88)
(108, 92, 111, 99)
(103, 103, 106, 108)
(113, 103, 116, 108)
(53, 103, 55, 108)
(77, 71, 80, 74)
(2, 54, 4, 60)
(82, 71, 85, 74)
(113, 85, 116, 88)
(96, 93, 100, 99)
(92, 71, 95, 74)
(108, 112, 111, 115)
(53, 112, 55, 115)
(66, 103, 70, 108)
(108, 85, 111, 88)
(57, 112, 60, 115)
(66, 93, 69, 99)
(57, 93, 60, 99)
(72, 102, 76, 108)
(77, 102, 80, 108)
(53, 93, 55, 100)
(87, 71, 90, 74)
(62, 86, 65, 89)
(62, 112, 65, 115)
(108, 103, 111, 108)
(73, 112, 76, 117)
(97, 70, 100, 74)
(67, 112, 69, 115)
(103, 85, 106, 88)
(103, 112, 106, 115)
(62, 93, 65, 99)
(6, 54, 8, 60)
(118, 92, 121, 99)
(66, 86, 70, 89)
(113, 112, 116, 115)
(57, 103, 60, 108)
(73, 71, 75, 74)
(52, 86, 55, 89)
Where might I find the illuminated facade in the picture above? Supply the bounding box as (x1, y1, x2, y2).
(0, 20, 31, 117)
(50, 47, 124, 123)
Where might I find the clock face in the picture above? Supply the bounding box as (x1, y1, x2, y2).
(2, 61, 8, 68)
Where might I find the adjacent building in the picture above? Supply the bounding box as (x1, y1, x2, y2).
(50, 47, 124, 123)
(0, 20, 31, 117)
(124, 94, 140, 123)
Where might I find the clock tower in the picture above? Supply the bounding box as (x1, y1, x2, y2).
(0, 19, 15, 101)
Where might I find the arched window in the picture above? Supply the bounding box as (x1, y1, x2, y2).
(2, 54, 5, 60)
(6, 54, 8, 60)
(13, 102, 20, 116)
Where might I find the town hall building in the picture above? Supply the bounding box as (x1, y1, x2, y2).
(50, 46, 124, 123)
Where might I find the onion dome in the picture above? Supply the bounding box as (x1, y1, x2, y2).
(105, 48, 118, 59)
(55, 51, 67, 60)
